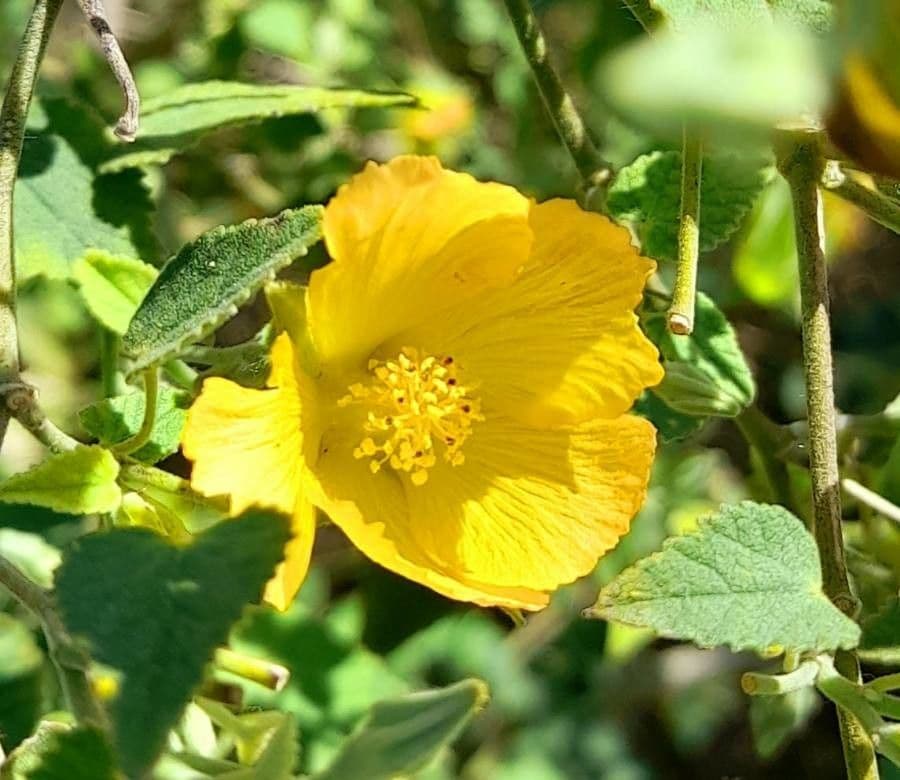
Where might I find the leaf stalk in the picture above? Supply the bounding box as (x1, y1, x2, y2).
(668, 130, 703, 335)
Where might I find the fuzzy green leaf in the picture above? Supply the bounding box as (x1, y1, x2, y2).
(55, 510, 291, 778)
(79, 386, 188, 464)
(642, 292, 755, 418)
(122, 205, 323, 370)
(649, 0, 832, 31)
(101, 81, 417, 172)
(608, 150, 773, 262)
(0, 447, 121, 515)
(73, 251, 158, 334)
(314, 680, 489, 780)
(588, 501, 861, 653)
(0, 724, 116, 780)
(15, 98, 156, 281)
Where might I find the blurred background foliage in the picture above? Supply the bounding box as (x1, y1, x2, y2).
(0, 0, 898, 777)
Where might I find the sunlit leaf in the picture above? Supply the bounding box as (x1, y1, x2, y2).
(72, 251, 158, 335)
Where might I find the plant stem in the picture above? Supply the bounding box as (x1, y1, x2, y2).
(112, 366, 158, 456)
(0, 0, 64, 448)
(501, 0, 612, 198)
(822, 162, 900, 235)
(2, 381, 79, 453)
(781, 132, 878, 780)
(0, 553, 106, 727)
(868, 673, 900, 694)
(668, 130, 703, 335)
(741, 660, 819, 695)
(213, 648, 290, 691)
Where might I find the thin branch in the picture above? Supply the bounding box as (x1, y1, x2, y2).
(75, 0, 140, 141)
(501, 0, 612, 198)
(0, 553, 106, 727)
(823, 162, 900, 235)
(0, 0, 65, 448)
(843, 478, 900, 525)
(2, 381, 79, 452)
(111, 366, 158, 456)
(780, 131, 878, 780)
(668, 130, 703, 335)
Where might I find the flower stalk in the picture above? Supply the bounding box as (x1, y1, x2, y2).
(780, 131, 877, 780)
(668, 130, 703, 335)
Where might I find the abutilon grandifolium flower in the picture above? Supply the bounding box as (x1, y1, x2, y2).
(182, 156, 664, 611)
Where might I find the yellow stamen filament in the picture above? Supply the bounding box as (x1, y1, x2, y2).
(339, 347, 483, 485)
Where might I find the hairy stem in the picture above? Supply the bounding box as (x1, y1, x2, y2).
(668, 130, 703, 335)
(0, 0, 64, 448)
(0, 553, 105, 727)
(112, 366, 158, 456)
(780, 132, 878, 780)
(501, 0, 612, 198)
(2, 381, 79, 452)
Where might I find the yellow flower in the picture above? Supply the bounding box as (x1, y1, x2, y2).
(182, 156, 663, 611)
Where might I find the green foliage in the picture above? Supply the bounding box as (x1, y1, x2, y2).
(602, 19, 828, 140)
(102, 81, 417, 172)
(589, 502, 861, 653)
(0, 724, 117, 780)
(15, 98, 156, 282)
(313, 679, 489, 780)
(72, 251, 157, 335)
(642, 292, 756, 419)
(54, 511, 291, 777)
(79, 386, 188, 464)
(0, 447, 121, 515)
(750, 687, 820, 759)
(0, 615, 44, 750)
(607, 150, 773, 262)
(860, 599, 900, 665)
(122, 205, 323, 370)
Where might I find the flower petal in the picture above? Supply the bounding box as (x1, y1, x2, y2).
(307, 422, 550, 610)
(182, 333, 308, 514)
(183, 334, 319, 610)
(395, 199, 663, 426)
(308, 156, 532, 368)
(403, 413, 657, 592)
(263, 495, 317, 611)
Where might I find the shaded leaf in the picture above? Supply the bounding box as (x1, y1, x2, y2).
(72, 251, 158, 334)
(16, 98, 156, 281)
(102, 81, 417, 172)
(642, 292, 755, 418)
(750, 687, 820, 759)
(860, 599, 900, 666)
(79, 386, 188, 464)
(122, 206, 323, 370)
(0, 615, 44, 750)
(55, 510, 291, 778)
(608, 150, 773, 262)
(634, 389, 706, 442)
(0, 447, 121, 515)
(313, 680, 489, 780)
(588, 501, 861, 653)
(0, 724, 116, 780)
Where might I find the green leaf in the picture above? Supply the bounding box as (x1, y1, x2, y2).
(55, 510, 291, 778)
(79, 386, 188, 464)
(749, 687, 819, 759)
(0, 529, 61, 588)
(16, 98, 156, 282)
(601, 20, 828, 141)
(607, 150, 773, 262)
(0, 447, 121, 515)
(0, 615, 44, 750)
(649, 0, 833, 32)
(0, 724, 116, 780)
(642, 292, 756, 417)
(122, 205, 323, 370)
(587, 501, 861, 653)
(633, 389, 706, 442)
(859, 599, 900, 665)
(72, 250, 158, 335)
(101, 81, 417, 172)
(313, 680, 489, 780)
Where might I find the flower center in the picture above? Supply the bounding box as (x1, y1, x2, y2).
(338, 347, 483, 486)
